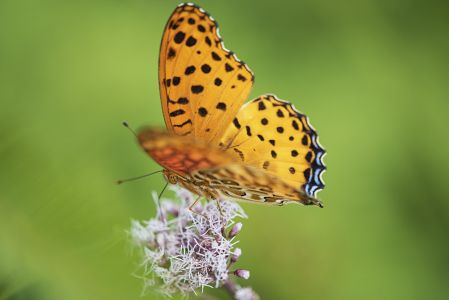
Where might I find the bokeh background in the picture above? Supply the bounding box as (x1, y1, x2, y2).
(1, 0, 449, 299)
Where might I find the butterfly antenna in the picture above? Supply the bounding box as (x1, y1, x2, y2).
(116, 170, 163, 185)
(122, 121, 138, 138)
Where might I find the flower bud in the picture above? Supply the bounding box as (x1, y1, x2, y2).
(234, 269, 250, 280)
(229, 222, 242, 238)
(231, 248, 242, 263)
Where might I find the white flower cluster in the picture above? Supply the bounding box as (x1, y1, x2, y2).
(131, 187, 257, 298)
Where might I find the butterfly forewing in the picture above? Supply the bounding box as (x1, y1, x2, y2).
(138, 129, 237, 176)
(159, 3, 254, 144)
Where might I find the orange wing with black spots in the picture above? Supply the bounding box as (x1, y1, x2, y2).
(138, 4, 326, 206)
(138, 129, 237, 176)
(159, 3, 254, 144)
(220, 95, 326, 198)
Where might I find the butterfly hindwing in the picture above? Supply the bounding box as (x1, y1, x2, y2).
(220, 95, 326, 198)
(191, 164, 322, 206)
(159, 3, 254, 144)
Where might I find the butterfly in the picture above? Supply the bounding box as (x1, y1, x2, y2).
(138, 3, 326, 207)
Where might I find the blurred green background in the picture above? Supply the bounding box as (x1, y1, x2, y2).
(1, 0, 449, 299)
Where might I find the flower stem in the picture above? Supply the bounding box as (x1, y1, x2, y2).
(223, 280, 238, 299)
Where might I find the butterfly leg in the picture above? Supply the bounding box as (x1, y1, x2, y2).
(188, 195, 206, 218)
(216, 199, 224, 216)
(154, 182, 169, 215)
(215, 199, 228, 226)
(158, 182, 169, 199)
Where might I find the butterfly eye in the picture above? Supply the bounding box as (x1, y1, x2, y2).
(168, 174, 178, 184)
(163, 170, 178, 184)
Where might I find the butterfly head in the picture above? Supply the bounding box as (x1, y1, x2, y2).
(163, 169, 179, 184)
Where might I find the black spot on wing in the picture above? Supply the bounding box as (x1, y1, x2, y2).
(292, 120, 300, 130)
(211, 51, 221, 61)
(201, 64, 211, 73)
(205, 36, 212, 46)
(233, 148, 244, 161)
(197, 24, 206, 32)
(172, 76, 181, 86)
(185, 65, 196, 75)
(233, 118, 241, 129)
(303, 168, 311, 181)
(216, 102, 226, 110)
(263, 161, 270, 169)
(168, 47, 176, 59)
(178, 97, 189, 104)
(191, 85, 204, 94)
(186, 36, 197, 47)
(305, 151, 313, 162)
(198, 107, 208, 117)
(173, 119, 192, 128)
(225, 63, 234, 72)
(302, 135, 309, 145)
(174, 32, 186, 44)
(245, 126, 252, 136)
(169, 109, 185, 117)
(237, 74, 247, 82)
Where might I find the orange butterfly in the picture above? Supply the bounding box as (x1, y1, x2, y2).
(138, 3, 326, 207)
